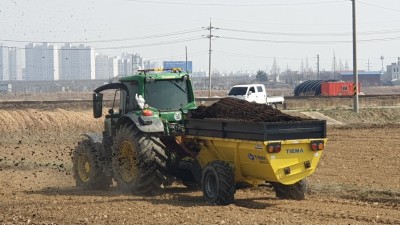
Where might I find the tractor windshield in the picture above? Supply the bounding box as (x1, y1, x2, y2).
(144, 79, 189, 111)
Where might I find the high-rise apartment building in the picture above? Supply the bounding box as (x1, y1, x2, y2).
(386, 57, 400, 82)
(117, 53, 143, 76)
(59, 43, 95, 80)
(143, 60, 159, 69)
(0, 46, 9, 81)
(95, 54, 117, 80)
(25, 43, 59, 80)
(8, 47, 23, 80)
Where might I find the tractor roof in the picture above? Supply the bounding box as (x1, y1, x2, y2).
(118, 68, 189, 82)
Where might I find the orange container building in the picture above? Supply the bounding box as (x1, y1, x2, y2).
(321, 81, 361, 96)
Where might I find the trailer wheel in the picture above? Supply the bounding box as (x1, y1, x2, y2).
(72, 139, 112, 190)
(273, 179, 307, 200)
(112, 123, 167, 195)
(201, 161, 235, 205)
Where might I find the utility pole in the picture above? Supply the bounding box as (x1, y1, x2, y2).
(272, 57, 278, 83)
(286, 63, 293, 84)
(317, 54, 320, 80)
(352, 0, 359, 113)
(366, 59, 371, 71)
(203, 19, 218, 97)
(131, 54, 134, 75)
(185, 46, 188, 73)
(333, 56, 336, 79)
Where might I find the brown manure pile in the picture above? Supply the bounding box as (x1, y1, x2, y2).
(190, 97, 307, 122)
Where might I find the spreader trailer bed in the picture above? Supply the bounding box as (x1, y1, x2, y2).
(183, 118, 327, 203)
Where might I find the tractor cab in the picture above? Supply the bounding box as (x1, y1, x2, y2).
(92, 68, 196, 138)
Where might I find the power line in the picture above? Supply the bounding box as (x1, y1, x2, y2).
(219, 27, 400, 37)
(145, 50, 208, 61)
(358, 36, 400, 42)
(97, 37, 203, 49)
(218, 36, 349, 44)
(0, 28, 203, 44)
(358, 0, 400, 14)
(1, 37, 203, 51)
(218, 35, 400, 44)
(214, 17, 400, 27)
(5, 26, 400, 47)
(127, 0, 346, 7)
(214, 51, 342, 68)
(221, 27, 349, 36)
(215, 51, 306, 60)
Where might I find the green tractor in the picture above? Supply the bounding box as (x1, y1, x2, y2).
(72, 68, 327, 205)
(72, 68, 198, 194)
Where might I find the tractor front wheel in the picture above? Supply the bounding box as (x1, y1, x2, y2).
(201, 161, 235, 205)
(72, 139, 112, 190)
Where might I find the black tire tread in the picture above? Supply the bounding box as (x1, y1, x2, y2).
(72, 139, 112, 190)
(202, 161, 236, 205)
(273, 179, 307, 200)
(112, 123, 168, 195)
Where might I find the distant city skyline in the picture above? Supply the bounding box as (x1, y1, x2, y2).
(2, 33, 399, 75)
(1, 0, 400, 73)
(0, 40, 398, 82)
(18, 42, 157, 80)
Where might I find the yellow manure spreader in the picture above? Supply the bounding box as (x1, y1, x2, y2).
(184, 118, 327, 205)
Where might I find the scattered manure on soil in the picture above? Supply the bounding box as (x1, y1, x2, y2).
(190, 97, 307, 122)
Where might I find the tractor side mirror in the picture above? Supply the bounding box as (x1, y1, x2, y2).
(93, 92, 103, 118)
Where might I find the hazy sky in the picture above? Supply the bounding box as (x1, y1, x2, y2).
(1, 0, 400, 73)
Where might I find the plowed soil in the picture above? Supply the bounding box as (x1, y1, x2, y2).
(1, 103, 399, 224)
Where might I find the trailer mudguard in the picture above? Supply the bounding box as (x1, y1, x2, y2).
(118, 114, 164, 133)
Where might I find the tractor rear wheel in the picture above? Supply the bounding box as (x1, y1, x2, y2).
(201, 161, 235, 205)
(72, 139, 112, 190)
(112, 123, 168, 195)
(273, 179, 307, 200)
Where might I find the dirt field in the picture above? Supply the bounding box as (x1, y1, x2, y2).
(1, 103, 400, 224)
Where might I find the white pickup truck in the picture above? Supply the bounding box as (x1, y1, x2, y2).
(227, 84, 284, 108)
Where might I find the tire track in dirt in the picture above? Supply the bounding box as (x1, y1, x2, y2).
(313, 197, 400, 211)
(308, 184, 400, 210)
(274, 206, 400, 225)
(234, 187, 400, 224)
